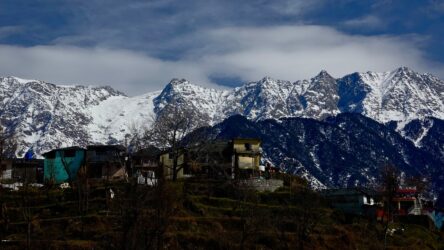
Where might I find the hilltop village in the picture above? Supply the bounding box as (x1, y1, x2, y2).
(1, 137, 444, 249)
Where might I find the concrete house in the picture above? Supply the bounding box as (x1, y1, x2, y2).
(159, 149, 187, 179)
(85, 145, 126, 180)
(0, 158, 14, 180)
(187, 138, 263, 179)
(232, 138, 261, 179)
(43, 147, 86, 184)
(12, 159, 44, 183)
(1, 158, 44, 183)
(322, 188, 379, 216)
(131, 146, 161, 185)
(185, 141, 234, 178)
(393, 187, 423, 215)
(158, 138, 262, 180)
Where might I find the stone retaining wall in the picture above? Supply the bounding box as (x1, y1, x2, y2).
(242, 178, 284, 192)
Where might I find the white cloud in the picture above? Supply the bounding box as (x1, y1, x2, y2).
(267, 0, 324, 15)
(194, 25, 444, 80)
(0, 26, 24, 39)
(342, 15, 384, 30)
(0, 45, 214, 94)
(0, 25, 442, 95)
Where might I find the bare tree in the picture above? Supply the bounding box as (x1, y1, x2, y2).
(236, 186, 264, 250)
(76, 164, 89, 214)
(294, 187, 321, 250)
(117, 178, 180, 250)
(126, 121, 149, 153)
(270, 182, 323, 250)
(146, 101, 209, 181)
(379, 164, 400, 249)
(0, 189, 10, 245)
(0, 124, 17, 171)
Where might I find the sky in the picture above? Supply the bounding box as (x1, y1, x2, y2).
(0, 0, 443, 95)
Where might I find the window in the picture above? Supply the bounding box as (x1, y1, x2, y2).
(96, 150, 108, 156)
(64, 150, 76, 158)
(147, 170, 155, 178)
(244, 143, 252, 151)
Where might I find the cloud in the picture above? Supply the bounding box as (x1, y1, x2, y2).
(0, 26, 24, 39)
(342, 15, 384, 30)
(0, 25, 442, 95)
(427, 0, 444, 14)
(0, 45, 214, 94)
(48, 0, 323, 54)
(266, 0, 324, 16)
(193, 25, 444, 80)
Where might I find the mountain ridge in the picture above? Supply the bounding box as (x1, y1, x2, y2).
(1, 66, 443, 156)
(190, 113, 444, 191)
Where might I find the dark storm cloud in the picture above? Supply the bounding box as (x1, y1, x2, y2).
(0, 0, 442, 95)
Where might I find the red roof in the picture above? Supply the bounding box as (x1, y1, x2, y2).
(393, 197, 416, 202)
(396, 188, 417, 194)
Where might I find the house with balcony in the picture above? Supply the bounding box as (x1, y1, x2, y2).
(393, 187, 423, 215)
(85, 145, 126, 180)
(159, 138, 262, 180)
(232, 138, 261, 179)
(131, 146, 161, 185)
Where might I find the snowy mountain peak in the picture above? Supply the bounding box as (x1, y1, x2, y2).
(339, 67, 444, 122)
(395, 66, 414, 75)
(6, 76, 39, 84)
(243, 76, 278, 88)
(0, 76, 125, 97)
(260, 76, 274, 82)
(314, 70, 334, 80)
(256, 76, 291, 88)
(168, 78, 189, 86)
(1, 67, 444, 156)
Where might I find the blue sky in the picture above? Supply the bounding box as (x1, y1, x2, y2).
(0, 0, 443, 94)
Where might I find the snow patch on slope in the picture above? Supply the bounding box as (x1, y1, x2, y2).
(88, 91, 160, 143)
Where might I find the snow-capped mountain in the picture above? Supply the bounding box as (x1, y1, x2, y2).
(338, 67, 444, 123)
(0, 76, 157, 156)
(153, 78, 228, 123)
(156, 67, 444, 123)
(1, 67, 443, 156)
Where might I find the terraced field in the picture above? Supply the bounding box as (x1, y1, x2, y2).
(0, 177, 442, 249)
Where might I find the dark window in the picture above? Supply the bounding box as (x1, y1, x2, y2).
(64, 150, 76, 158)
(96, 150, 108, 156)
(244, 143, 252, 151)
(183, 163, 190, 175)
(45, 151, 56, 159)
